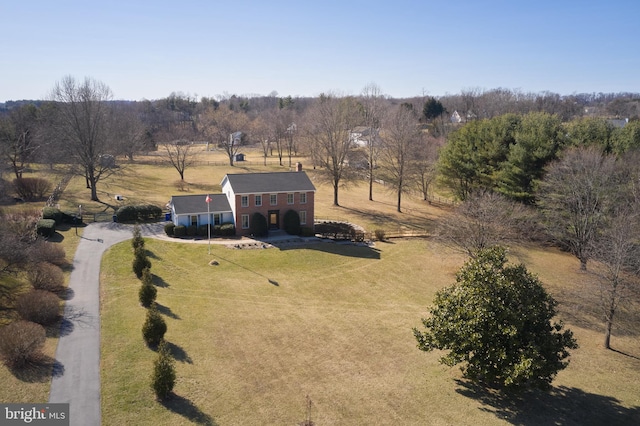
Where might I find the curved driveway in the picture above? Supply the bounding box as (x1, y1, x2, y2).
(48, 222, 165, 426)
(48, 222, 302, 425)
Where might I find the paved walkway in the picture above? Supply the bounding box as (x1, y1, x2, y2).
(47, 222, 322, 425)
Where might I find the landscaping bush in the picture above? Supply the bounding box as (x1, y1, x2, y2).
(28, 262, 65, 293)
(115, 204, 163, 223)
(283, 210, 301, 235)
(212, 224, 222, 236)
(173, 225, 186, 237)
(36, 219, 56, 238)
(28, 240, 67, 267)
(42, 207, 76, 225)
(15, 290, 61, 325)
(13, 177, 52, 201)
(132, 224, 144, 250)
(151, 340, 176, 400)
(300, 226, 315, 237)
(187, 225, 197, 236)
(142, 304, 167, 347)
(164, 223, 175, 237)
(220, 222, 235, 236)
(133, 246, 151, 279)
(314, 221, 356, 240)
(139, 267, 157, 308)
(139, 281, 157, 308)
(251, 213, 268, 237)
(374, 229, 386, 241)
(0, 321, 46, 368)
(197, 224, 210, 237)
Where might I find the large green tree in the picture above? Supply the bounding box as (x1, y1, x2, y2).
(497, 112, 565, 203)
(413, 247, 577, 390)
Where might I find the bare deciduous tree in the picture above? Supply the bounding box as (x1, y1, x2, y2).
(538, 147, 618, 271)
(307, 93, 361, 206)
(591, 205, 640, 349)
(435, 191, 537, 258)
(360, 83, 385, 201)
(248, 116, 270, 166)
(111, 102, 147, 161)
(0, 104, 40, 179)
(202, 105, 249, 166)
(159, 126, 197, 181)
(412, 135, 441, 201)
(49, 76, 118, 201)
(380, 104, 420, 212)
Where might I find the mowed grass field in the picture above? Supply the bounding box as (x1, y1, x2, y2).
(100, 238, 640, 425)
(2, 148, 640, 424)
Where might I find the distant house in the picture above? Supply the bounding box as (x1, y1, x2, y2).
(350, 126, 379, 148)
(450, 110, 463, 124)
(169, 166, 316, 236)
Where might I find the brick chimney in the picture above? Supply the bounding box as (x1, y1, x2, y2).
(296, 162, 303, 172)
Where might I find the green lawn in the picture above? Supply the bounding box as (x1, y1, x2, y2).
(2, 154, 640, 424)
(100, 238, 640, 425)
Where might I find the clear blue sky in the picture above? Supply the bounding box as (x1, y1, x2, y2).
(1, 0, 638, 102)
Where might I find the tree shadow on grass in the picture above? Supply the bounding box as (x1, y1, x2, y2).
(152, 274, 170, 288)
(8, 356, 64, 383)
(455, 379, 640, 425)
(155, 302, 180, 320)
(145, 249, 161, 260)
(160, 393, 217, 425)
(165, 341, 192, 364)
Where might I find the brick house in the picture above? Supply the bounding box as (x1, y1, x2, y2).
(169, 167, 316, 236)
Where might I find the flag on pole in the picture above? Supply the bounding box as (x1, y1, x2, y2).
(205, 194, 212, 203)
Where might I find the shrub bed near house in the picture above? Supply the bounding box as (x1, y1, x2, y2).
(164, 223, 175, 236)
(251, 213, 268, 237)
(187, 225, 197, 236)
(197, 224, 210, 237)
(283, 210, 301, 235)
(220, 223, 235, 236)
(173, 225, 186, 237)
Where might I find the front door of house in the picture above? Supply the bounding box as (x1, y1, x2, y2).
(268, 210, 279, 230)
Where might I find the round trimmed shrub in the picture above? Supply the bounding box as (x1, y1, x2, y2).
(133, 246, 151, 279)
(142, 304, 167, 347)
(0, 321, 46, 368)
(28, 262, 65, 293)
(250, 213, 268, 237)
(151, 340, 176, 400)
(283, 210, 301, 235)
(187, 225, 197, 236)
(36, 219, 56, 238)
(164, 223, 175, 236)
(16, 290, 61, 325)
(139, 283, 157, 308)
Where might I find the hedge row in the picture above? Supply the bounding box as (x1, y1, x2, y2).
(42, 207, 78, 225)
(116, 204, 163, 222)
(165, 222, 236, 237)
(314, 221, 364, 241)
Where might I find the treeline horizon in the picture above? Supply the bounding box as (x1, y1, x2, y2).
(2, 87, 640, 121)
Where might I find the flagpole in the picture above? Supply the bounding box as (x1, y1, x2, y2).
(207, 194, 211, 255)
